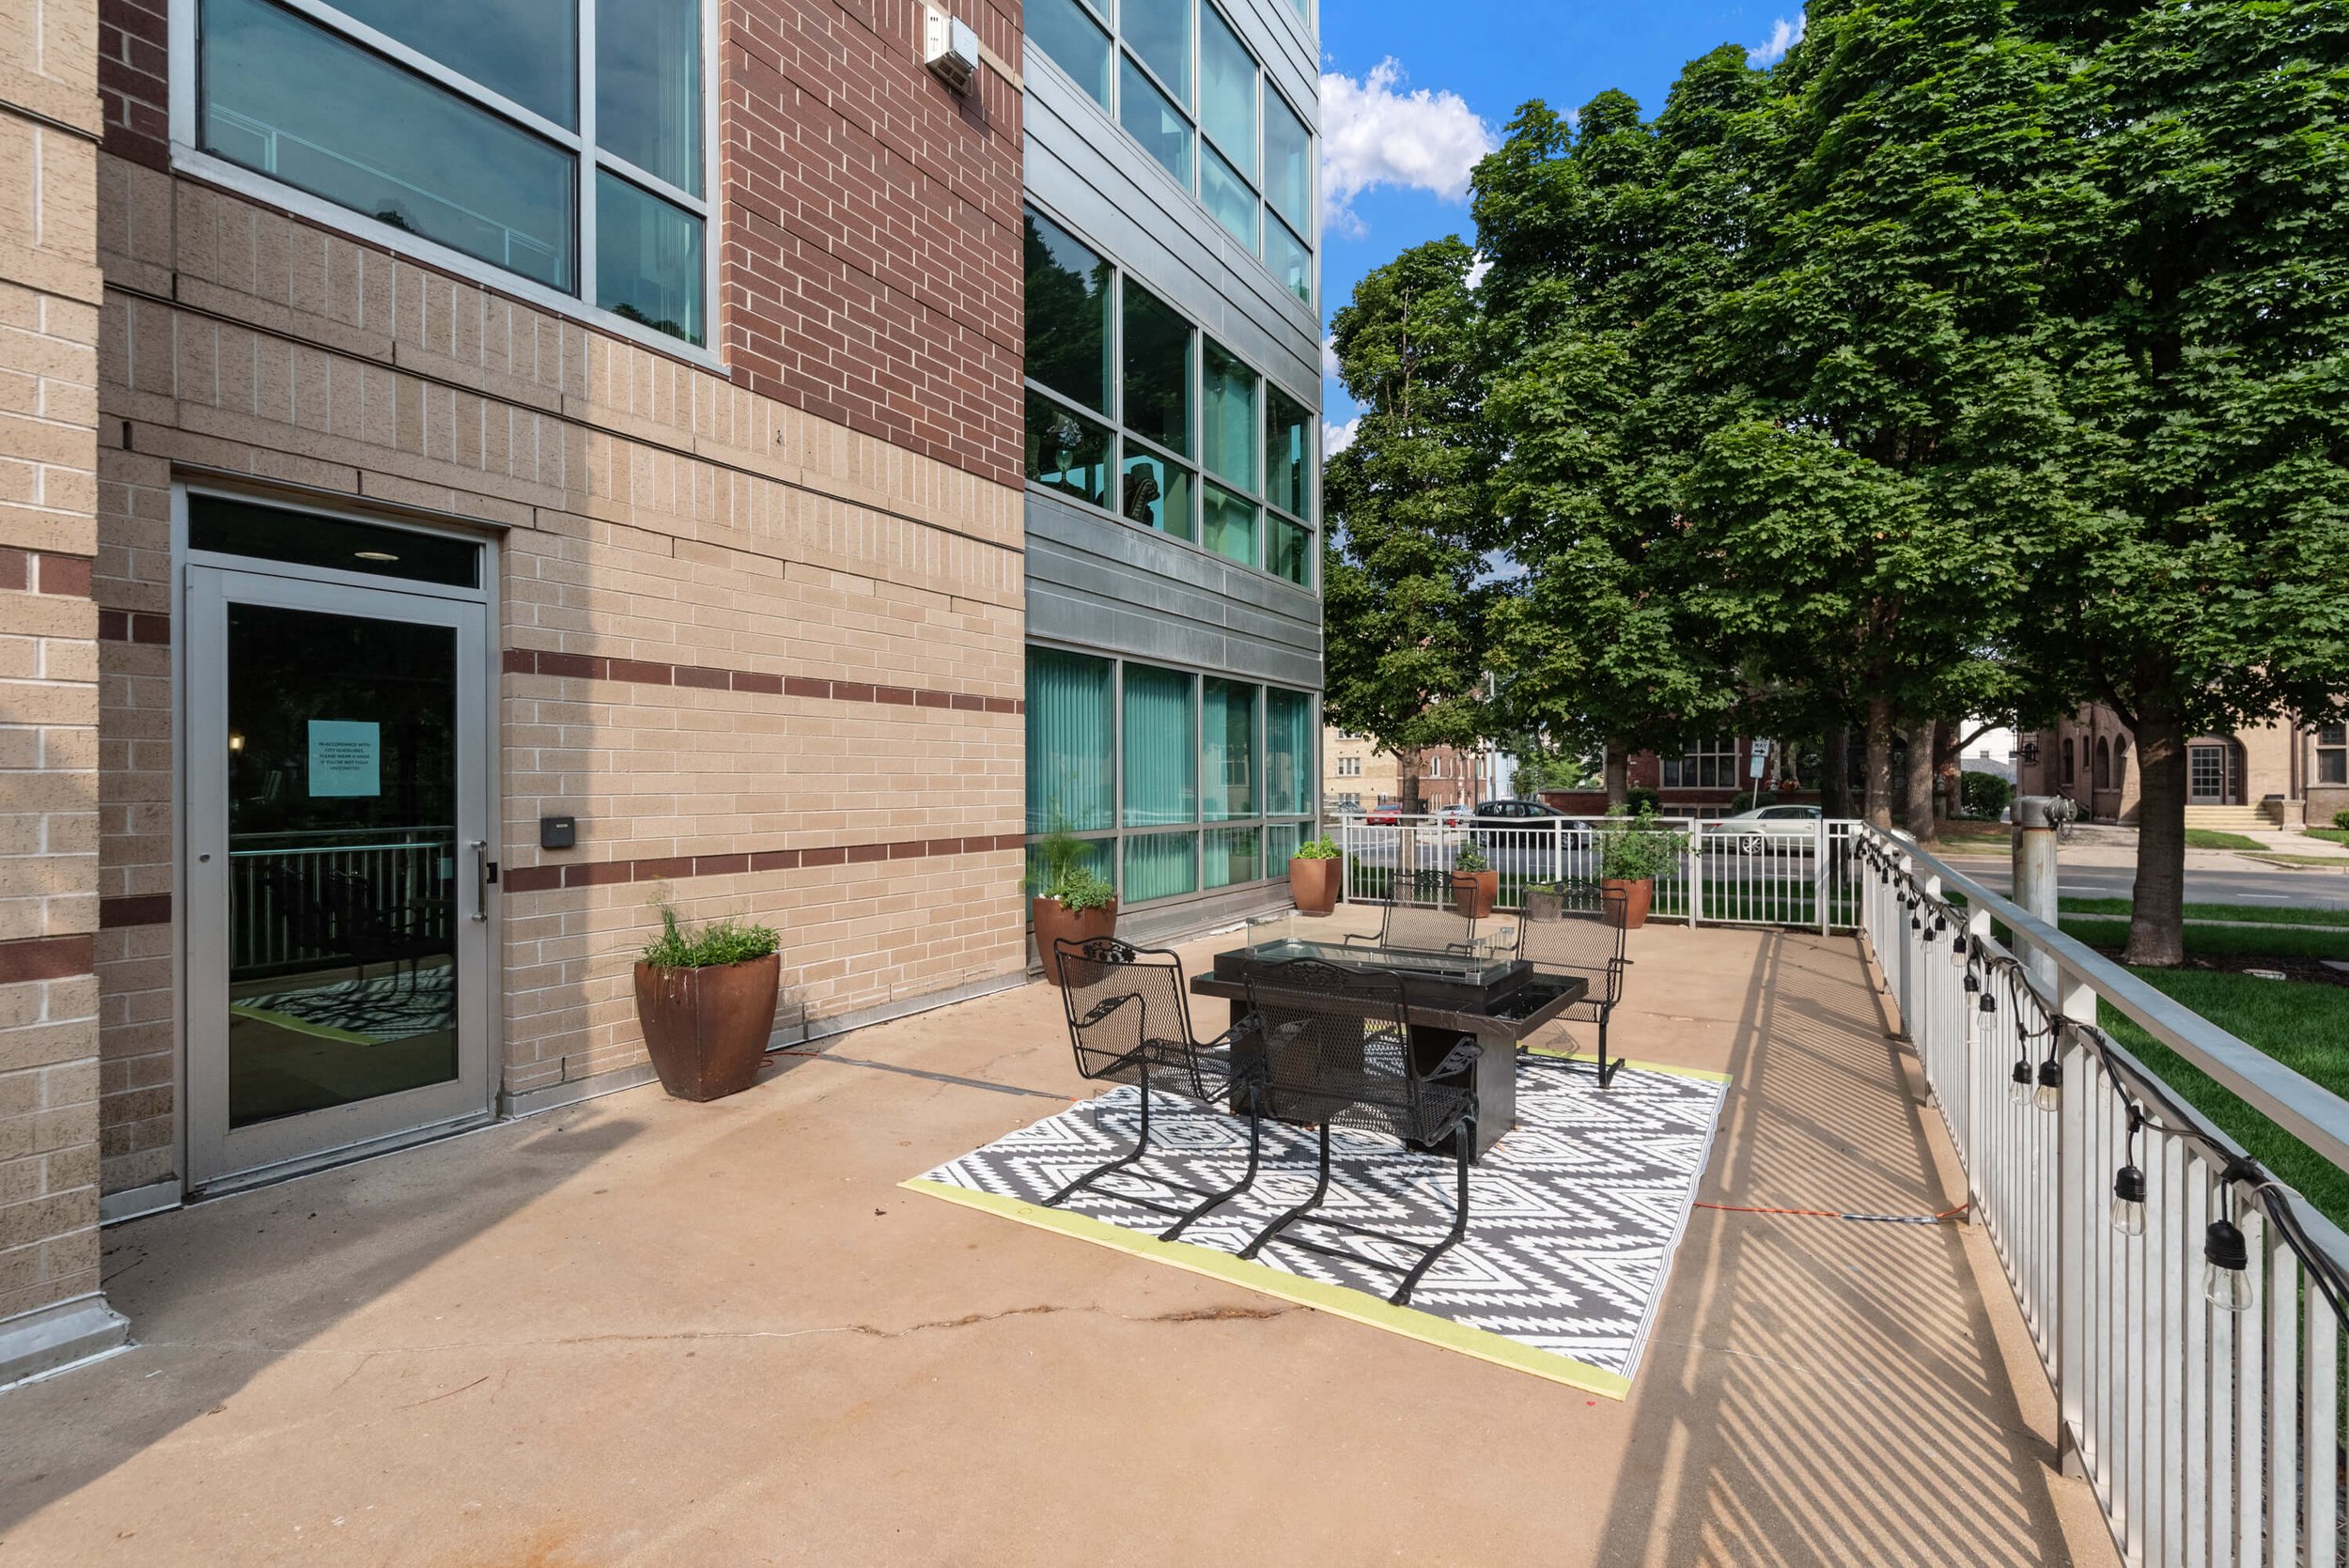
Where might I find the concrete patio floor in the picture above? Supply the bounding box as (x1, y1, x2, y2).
(0, 917, 2116, 1566)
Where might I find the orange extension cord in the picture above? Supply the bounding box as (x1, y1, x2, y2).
(1697, 1200, 1972, 1227)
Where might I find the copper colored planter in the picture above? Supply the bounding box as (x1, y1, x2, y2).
(1453, 869, 1499, 920)
(1602, 877, 1655, 929)
(633, 953, 782, 1101)
(1288, 856, 1340, 915)
(1032, 897, 1117, 986)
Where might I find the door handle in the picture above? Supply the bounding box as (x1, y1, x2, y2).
(472, 840, 497, 922)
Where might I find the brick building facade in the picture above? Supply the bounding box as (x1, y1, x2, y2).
(2020, 706, 2347, 830)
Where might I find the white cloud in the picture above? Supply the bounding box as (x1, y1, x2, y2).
(1321, 334, 1341, 380)
(1749, 13, 1805, 66)
(1323, 416, 1361, 458)
(1466, 254, 1493, 290)
(1319, 59, 1496, 237)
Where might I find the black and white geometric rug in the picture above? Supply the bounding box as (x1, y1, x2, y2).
(229, 965, 455, 1047)
(905, 1053, 1727, 1396)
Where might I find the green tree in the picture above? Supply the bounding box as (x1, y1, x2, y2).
(1322, 239, 1500, 813)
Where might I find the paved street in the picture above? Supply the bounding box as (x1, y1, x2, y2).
(1937, 855, 2349, 910)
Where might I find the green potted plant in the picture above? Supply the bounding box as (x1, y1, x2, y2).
(632, 908, 782, 1101)
(1452, 842, 1500, 919)
(1594, 806, 1688, 929)
(1288, 834, 1343, 915)
(1031, 825, 1117, 986)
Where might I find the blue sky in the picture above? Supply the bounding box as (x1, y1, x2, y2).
(1315, 3, 1805, 448)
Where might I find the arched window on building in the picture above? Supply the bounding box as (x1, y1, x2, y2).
(2062, 737, 2076, 785)
(2113, 737, 2129, 793)
(2095, 737, 2112, 789)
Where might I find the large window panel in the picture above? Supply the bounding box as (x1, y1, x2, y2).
(1029, 0, 1112, 108)
(200, 0, 575, 289)
(1264, 822, 1302, 867)
(1198, 4, 1256, 179)
(1203, 678, 1257, 820)
(1265, 90, 1312, 236)
(332, 0, 575, 123)
(1122, 280, 1191, 457)
(1200, 145, 1258, 252)
(1125, 832, 1198, 902)
(597, 0, 702, 194)
(1026, 649, 1114, 833)
(1265, 216, 1312, 305)
(1119, 54, 1192, 186)
(1204, 826, 1259, 890)
(1267, 515, 1312, 586)
(597, 172, 703, 345)
(1201, 340, 1257, 491)
(1265, 688, 1313, 815)
(1202, 483, 1257, 568)
(1122, 0, 1190, 102)
(1024, 210, 1112, 413)
(1267, 387, 1312, 518)
(1027, 395, 1113, 509)
(1121, 452, 1193, 539)
(1122, 665, 1197, 826)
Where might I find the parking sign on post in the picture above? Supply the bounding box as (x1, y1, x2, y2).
(1750, 738, 1770, 781)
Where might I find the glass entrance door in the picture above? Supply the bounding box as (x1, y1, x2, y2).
(186, 565, 493, 1188)
(2188, 742, 2232, 806)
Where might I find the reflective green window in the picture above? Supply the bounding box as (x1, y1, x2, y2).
(1122, 280, 1191, 458)
(1202, 483, 1257, 567)
(1121, 452, 1192, 538)
(597, 172, 703, 345)
(1266, 215, 1312, 305)
(1267, 515, 1312, 586)
(1027, 837, 1112, 898)
(1267, 386, 1312, 519)
(1120, 54, 1192, 186)
(1204, 678, 1257, 820)
(1204, 826, 1259, 889)
(1265, 89, 1312, 235)
(1125, 832, 1198, 902)
(1265, 822, 1303, 866)
(1265, 688, 1313, 815)
(1199, 4, 1256, 180)
(1024, 210, 1112, 414)
(1200, 146, 1258, 252)
(1026, 649, 1114, 833)
(333, 0, 575, 122)
(1028, 395, 1113, 509)
(1122, 0, 1190, 102)
(1030, 0, 1112, 108)
(1201, 341, 1258, 492)
(1123, 665, 1197, 826)
(597, 0, 701, 194)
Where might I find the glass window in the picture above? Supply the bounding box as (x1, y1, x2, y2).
(1122, 279, 1191, 457)
(1202, 483, 1257, 567)
(1264, 89, 1312, 236)
(597, 172, 703, 345)
(2319, 725, 2347, 784)
(1200, 145, 1258, 252)
(200, 0, 575, 289)
(1029, 0, 1112, 109)
(1026, 649, 1114, 832)
(1120, 54, 1192, 186)
(1204, 826, 1259, 889)
(189, 493, 481, 586)
(331, 0, 575, 123)
(1201, 340, 1257, 491)
(1024, 210, 1112, 413)
(1265, 215, 1312, 305)
(1267, 386, 1312, 518)
(1265, 519, 1308, 584)
(1198, 4, 1255, 179)
(1121, 451, 1192, 539)
(1027, 395, 1113, 509)
(1122, 0, 1190, 102)
(1264, 822, 1302, 866)
(596, 0, 701, 194)
(1125, 831, 1197, 901)
(1265, 688, 1313, 815)
(1123, 665, 1197, 826)
(1204, 678, 1257, 820)
(1027, 837, 1112, 899)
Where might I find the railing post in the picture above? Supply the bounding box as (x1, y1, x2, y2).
(1816, 820, 1830, 935)
(1688, 818, 1703, 927)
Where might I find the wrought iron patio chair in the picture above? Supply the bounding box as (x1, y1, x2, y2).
(1513, 882, 1631, 1087)
(1237, 958, 1479, 1305)
(1344, 875, 1482, 958)
(1050, 938, 1268, 1240)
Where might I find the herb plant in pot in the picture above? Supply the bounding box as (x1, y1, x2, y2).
(1595, 807, 1688, 929)
(1288, 835, 1343, 915)
(1031, 827, 1117, 986)
(1452, 843, 1500, 919)
(633, 908, 783, 1102)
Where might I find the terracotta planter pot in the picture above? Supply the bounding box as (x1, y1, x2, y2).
(1602, 877, 1655, 929)
(1033, 896, 1117, 986)
(632, 953, 781, 1102)
(1453, 868, 1500, 920)
(1289, 856, 1341, 915)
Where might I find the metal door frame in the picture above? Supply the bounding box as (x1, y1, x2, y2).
(178, 490, 500, 1193)
(2187, 741, 2233, 806)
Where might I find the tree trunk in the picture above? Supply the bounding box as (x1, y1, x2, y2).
(1400, 748, 1425, 816)
(2127, 707, 2188, 967)
(1824, 720, 1853, 820)
(1905, 722, 1938, 842)
(1863, 697, 1894, 830)
(1604, 741, 1628, 809)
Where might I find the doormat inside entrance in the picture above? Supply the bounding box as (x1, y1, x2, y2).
(906, 1054, 1727, 1396)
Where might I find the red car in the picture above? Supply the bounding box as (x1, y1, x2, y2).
(1364, 802, 1406, 826)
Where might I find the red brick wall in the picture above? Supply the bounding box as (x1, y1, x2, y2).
(92, 0, 1028, 486)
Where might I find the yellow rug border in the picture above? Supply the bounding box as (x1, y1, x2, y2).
(899, 1175, 1634, 1401)
(1521, 1046, 1732, 1085)
(226, 1002, 382, 1048)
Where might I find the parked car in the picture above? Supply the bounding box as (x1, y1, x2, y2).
(1471, 800, 1590, 847)
(1435, 802, 1475, 827)
(1364, 801, 1406, 827)
(1707, 803, 1825, 854)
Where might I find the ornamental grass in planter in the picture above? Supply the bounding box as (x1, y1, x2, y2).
(633, 908, 782, 1102)
(1289, 835, 1342, 914)
(1594, 806, 1689, 929)
(1031, 827, 1117, 986)
(1451, 843, 1500, 919)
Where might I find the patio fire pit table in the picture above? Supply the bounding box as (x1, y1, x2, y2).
(1190, 926, 1589, 1161)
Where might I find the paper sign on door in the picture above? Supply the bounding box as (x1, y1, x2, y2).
(307, 720, 381, 798)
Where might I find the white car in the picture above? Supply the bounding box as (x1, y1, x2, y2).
(1710, 803, 1825, 854)
(1435, 802, 1475, 827)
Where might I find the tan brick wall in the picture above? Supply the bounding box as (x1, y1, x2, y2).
(0, 0, 109, 1317)
(92, 160, 1028, 1188)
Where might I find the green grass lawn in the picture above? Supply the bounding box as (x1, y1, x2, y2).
(2308, 829, 2349, 847)
(2060, 897, 2349, 929)
(2099, 972, 2349, 1231)
(2061, 917, 2349, 961)
(2185, 829, 2269, 852)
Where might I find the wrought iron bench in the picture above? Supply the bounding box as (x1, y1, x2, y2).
(1236, 957, 1480, 1304)
(1512, 882, 1631, 1087)
(1050, 937, 1267, 1240)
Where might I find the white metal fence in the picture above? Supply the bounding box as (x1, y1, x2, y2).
(1859, 826, 2349, 1567)
(1331, 813, 1867, 931)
